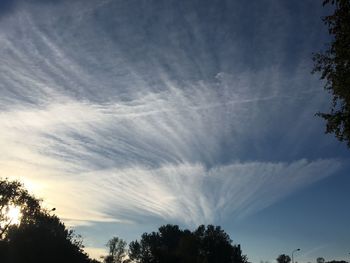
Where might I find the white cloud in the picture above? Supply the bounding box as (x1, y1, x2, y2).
(0, 0, 344, 230)
(0, 150, 341, 226)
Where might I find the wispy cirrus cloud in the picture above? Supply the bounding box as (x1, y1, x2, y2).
(0, 0, 344, 230)
(0, 97, 343, 226)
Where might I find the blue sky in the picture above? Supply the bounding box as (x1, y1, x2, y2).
(0, 0, 349, 262)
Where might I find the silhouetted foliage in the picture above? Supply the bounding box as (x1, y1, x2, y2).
(326, 261, 348, 263)
(0, 178, 97, 263)
(276, 254, 291, 263)
(312, 0, 350, 147)
(0, 178, 41, 238)
(128, 224, 248, 263)
(317, 257, 326, 263)
(104, 237, 129, 263)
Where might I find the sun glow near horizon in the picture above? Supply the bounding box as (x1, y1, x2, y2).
(6, 205, 22, 226)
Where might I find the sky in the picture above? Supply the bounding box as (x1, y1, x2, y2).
(0, 0, 349, 262)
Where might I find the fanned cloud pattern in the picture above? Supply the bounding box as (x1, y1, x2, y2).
(0, 0, 346, 229)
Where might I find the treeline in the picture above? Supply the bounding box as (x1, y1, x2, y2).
(0, 178, 348, 263)
(275, 255, 348, 263)
(0, 178, 247, 263)
(103, 224, 248, 263)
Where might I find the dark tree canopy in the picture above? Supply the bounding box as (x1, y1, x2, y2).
(128, 224, 248, 263)
(312, 0, 350, 147)
(276, 254, 291, 263)
(326, 261, 349, 263)
(104, 237, 129, 263)
(0, 178, 42, 238)
(0, 178, 97, 263)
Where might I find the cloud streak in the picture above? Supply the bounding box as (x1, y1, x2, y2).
(0, 0, 344, 229)
(0, 98, 343, 226)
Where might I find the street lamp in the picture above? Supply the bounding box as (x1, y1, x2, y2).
(292, 248, 300, 263)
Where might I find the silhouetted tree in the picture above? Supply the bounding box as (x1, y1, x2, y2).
(0, 177, 97, 263)
(317, 257, 326, 263)
(128, 224, 248, 263)
(195, 225, 247, 263)
(276, 254, 291, 263)
(326, 261, 348, 263)
(5, 213, 93, 263)
(0, 178, 41, 238)
(312, 0, 350, 147)
(104, 237, 129, 263)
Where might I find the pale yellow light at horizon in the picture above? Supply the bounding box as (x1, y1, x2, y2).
(7, 205, 21, 225)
